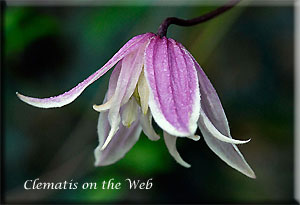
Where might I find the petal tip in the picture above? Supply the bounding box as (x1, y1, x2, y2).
(235, 138, 251, 145)
(100, 127, 119, 151)
(183, 163, 191, 168)
(16, 92, 24, 100)
(188, 135, 201, 141)
(93, 98, 112, 112)
(16, 92, 23, 101)
(16, 92, 38, 107)
(245, 169, 256, 179)
(93, 104, 101, 112)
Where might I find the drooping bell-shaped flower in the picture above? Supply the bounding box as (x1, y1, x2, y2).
(17, 32, 255, 178)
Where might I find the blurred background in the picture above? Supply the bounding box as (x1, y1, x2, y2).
(3, 2, 295, 204)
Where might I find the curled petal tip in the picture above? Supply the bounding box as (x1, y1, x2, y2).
(16, 92, 22, 100)
(93, 104, 102, 112)
(164, 132, 191, 168)
(16, 92, 48, 108)
(16, 92, 23, 99)
(93, 99, 113, 112)
(201, 113, 251, 145)
(233, 138, 251, 145)
(188, 135, 201, 141)
(183, 164, 191, 168)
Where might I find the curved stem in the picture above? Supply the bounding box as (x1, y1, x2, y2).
(157, 0, 241, 37)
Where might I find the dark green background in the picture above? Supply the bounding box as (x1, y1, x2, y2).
(3, 4, 294, 204)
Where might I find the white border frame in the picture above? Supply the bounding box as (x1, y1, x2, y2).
(295, 0, 299, 202)
(4, 0, 299, 202)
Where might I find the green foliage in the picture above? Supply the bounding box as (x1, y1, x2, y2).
(5, 7, 59, 57)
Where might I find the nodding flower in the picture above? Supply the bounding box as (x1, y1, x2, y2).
(17, 33, 255, 178)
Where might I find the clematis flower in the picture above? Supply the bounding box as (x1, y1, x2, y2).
(17, 32, 255, 178)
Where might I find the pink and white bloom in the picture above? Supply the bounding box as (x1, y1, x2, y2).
(17, 33, 255, 178)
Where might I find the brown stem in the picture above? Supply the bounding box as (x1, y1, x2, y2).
(157, 0, 241, 37)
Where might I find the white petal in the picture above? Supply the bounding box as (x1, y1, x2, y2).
(187, 135, 201, 141)
(179, 43, 255, 178)
(200, 123, 256, 178)
(163, 131, 190, 168)
(102, 44, 147, 150)
(140, 111, 160, 141)
(93, 62, 122, 112)
(94, 108, 142, 166)
(199, 111, 251, 144)
(17, 33, 153, 109)
(93, 97, 114, 112)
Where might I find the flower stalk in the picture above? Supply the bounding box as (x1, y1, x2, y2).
(157, 0, 241, 37)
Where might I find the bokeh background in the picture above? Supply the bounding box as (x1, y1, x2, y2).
(3, 2, 295, 204)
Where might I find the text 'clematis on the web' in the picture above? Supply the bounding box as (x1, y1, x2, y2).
(17, 0, 255, 178)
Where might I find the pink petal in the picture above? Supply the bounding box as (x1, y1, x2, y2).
(144, 36, 200, 137)
(17, 33, 154, 109)
(107, 60, 122, 99)
(180, 44, 255, 178)
(94, 103, 142, 166)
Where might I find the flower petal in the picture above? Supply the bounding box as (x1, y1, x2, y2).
(17, 33, 154, 109)
(179, 44, 255, 178)
(93, 61, 122, 112)
(101, 44, 147, 150)
(187, 135, 200, 141)
(163, 131, 191, 168)
(144, 37, 200, 137)
(140, 111, 160, 141)
(199, 124, 256, 178)
(199, 112, 251, 144)
(94, 108, 142, 166)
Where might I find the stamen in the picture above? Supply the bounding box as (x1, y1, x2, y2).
(137, 69, 149, 114)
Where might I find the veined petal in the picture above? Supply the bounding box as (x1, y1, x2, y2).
(144, 37, 200, 137)
(179, 44, 255, 178)
(140, 110, 160, 141)
(199, 123, 256, 178)
(17, 33, 154, 109)
(101, 44, 148, 150)
(121, 97, 139, 127)
(107, 60, 122, 100)
(94, 107, 142, 166)
(121, 45, 150, 105)
(164, 131, 190, 168)
(93, 61, 122, 112)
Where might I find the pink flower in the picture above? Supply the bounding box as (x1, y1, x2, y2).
(17, 33, 255, 178)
